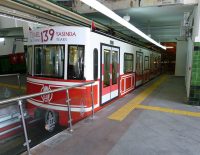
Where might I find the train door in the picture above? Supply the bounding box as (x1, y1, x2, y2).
(136, 51, 143, 86)
(150, 53, 155, 79)
(101, 44, 119, 104)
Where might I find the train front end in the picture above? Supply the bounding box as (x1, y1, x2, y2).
(26, 26, 98, 131)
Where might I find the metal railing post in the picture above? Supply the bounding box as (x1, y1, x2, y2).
(66, 89, 73, 132)
(18, 100, 31, 155)
(17, 73, 21, 90)
(90, 84, 95, 119)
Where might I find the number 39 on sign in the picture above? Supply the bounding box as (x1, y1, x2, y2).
(41, 29, 55, 42)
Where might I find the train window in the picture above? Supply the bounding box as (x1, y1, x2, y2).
(93, 48, 98, 80)
(124, 53, 134, 73)
(68, 45, 84, 80)
(144, 56, 149, 70)
(158, 56, 161, 68)
(27, 46, 33, 75)
(150, 54, 154, 70)
(155, 57, 158, 68)
(104, 49, 110, 87)
(136, 52, 143, 75)
(112, 51, 118, 84)
(35, 46, 43, 76)
(34, 45, 64, 78)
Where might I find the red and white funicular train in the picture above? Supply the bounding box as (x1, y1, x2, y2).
(26, 26, 161, 131)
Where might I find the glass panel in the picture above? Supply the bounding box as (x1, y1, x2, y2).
(124, 53, 133, 73)
(136, 53, 143, 75)
(93, 48, 98, 80)
(27, 46, 33, 75)
(144, 56, 149, 70)
(35, 46, 43, 75)
(155, 57, 158, 69)
(34, 45, 64, 78)
(158, 56, 161, 70)
(0, 74, 29, 155)
(68, 45, 84, 80)
(112, 50, 118, 85)
(136, 54, 139, 74)
(104, 49, 110, 87)
(150, 54, 154, 70)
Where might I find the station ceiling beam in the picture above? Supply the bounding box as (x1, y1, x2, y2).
(0, 0, 163, 51)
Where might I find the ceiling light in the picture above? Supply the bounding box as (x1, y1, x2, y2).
(166, 46, 174, 49)
(80, 0, 166, 50)
(0, 38, 5, 42)
(123, 15, 130, 22)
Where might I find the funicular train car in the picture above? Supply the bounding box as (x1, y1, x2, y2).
(26, 26, 161, 131)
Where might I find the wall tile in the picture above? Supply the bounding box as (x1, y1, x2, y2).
(189, 42, 200, 105)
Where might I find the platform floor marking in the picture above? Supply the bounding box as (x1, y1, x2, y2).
(136, 105, 200, 118)
(0, 82, 26, 90)
(108, 75, 167, 121)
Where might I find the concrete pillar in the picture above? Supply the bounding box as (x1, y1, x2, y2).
(193, 0, 200, 42)
(189, 0, 200, 105)
(189, 42, 200, 105)
(175, 41, 187, 76)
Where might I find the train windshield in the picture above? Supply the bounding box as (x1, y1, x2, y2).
(67, 45, 84, 80)
(34, 45, 64, 78)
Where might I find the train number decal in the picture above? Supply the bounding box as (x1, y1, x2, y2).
(41, 29, 55, 42)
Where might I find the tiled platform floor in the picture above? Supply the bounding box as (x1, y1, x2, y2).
(23, 75, 200, 155)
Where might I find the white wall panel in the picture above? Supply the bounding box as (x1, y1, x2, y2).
(185, 38, 193, 98)
(175, 41, 187, 76)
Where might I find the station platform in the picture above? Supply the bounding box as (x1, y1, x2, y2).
(25, 75, 200, 155)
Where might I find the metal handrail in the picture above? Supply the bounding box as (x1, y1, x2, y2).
(0, 80, 95, 155)
(0, 81, 94, 105)
(0, 73, 20, 77)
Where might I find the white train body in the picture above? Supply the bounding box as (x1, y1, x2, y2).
(26, 26, 161, 128)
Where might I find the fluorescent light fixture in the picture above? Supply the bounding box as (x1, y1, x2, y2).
(166, 46, 174, 49)
(123, 15, 130, 22)
(0, 38, 5, 42)
(80, 0, 166, 50)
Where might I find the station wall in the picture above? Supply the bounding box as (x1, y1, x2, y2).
(186, 2, 200, 105)
(185, 38, 193, 98)
(0, 38, 24, 56)
(0, 16, 44, 74)
(0, 16, 44, 56)
(192, 5, 200, 42)
(175, 41, 187, 76)
(0, 17, 24, 56)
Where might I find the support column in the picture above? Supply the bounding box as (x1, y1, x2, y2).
(188, 1, 200, 105)
(189, 42, 200, 105)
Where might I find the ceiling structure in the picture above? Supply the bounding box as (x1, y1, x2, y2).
(55, 0, 197, 42)
(84, 4, 195, 42)
(0, 0, 198, 50)
(0, 1, 131, 40)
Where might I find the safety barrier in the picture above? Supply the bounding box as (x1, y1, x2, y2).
(0, 81, 95, 155)
(0, 73, 21, 90)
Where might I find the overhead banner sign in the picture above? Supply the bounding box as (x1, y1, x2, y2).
(28, 26, 90, 45)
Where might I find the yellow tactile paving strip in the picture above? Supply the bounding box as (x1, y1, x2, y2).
(0, 82, 26, 91)
(136, 105, 200, 118)
(108, 75, 167, 121)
